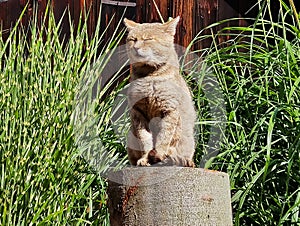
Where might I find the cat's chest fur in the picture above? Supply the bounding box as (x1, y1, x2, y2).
(128, 74, 181, 119)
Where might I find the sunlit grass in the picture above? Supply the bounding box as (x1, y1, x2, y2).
(0, 6, 127, 225)
(189, 1, 300, 224)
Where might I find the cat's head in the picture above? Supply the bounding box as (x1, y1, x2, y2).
(124, 17, 180, 67)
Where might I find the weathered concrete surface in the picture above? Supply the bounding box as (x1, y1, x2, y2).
(107, 167, 232, 226)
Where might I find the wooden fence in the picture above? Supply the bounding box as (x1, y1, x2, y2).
(0, 0, 257, 47)
(1, 0, 298, 48)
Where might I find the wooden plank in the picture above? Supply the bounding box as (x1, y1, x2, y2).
(135, 0, 193, 47)
(172, 0, 194, 47)
(146, 0, 168, 22)
(136, 0, 170, 23)
(37, 0, 47, 29)
(4, 0, 294, 51)
(19, 0, 30, 28)
(217, 0, 239, 45)
(70, 0, 85, 35)
(52, 0, 71, 41)
(85, 0, 94, 38)
(7, 0, 22, 27)
(100, 0, 135, 43)
(193, 0, 219, 50)
(0, 1, 8, 40)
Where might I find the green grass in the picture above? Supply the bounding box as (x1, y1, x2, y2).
(0, 7, 126, 225)
(1, 1, 300, 225)
(190, 0, 300, 224)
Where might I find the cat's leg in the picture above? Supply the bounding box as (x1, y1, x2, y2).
(152, 110, 181, 162)
(146, 106, 197, 167)
(161, 155, 195, 167)
(150, 112, 195, 167)
(127, 130, 152, 166)
(162, 131, 195, 167)
(128, 108, 153, 166)
(127, 130, 145, 165)
(148, 147, 195, 167)
(178, 132, 195, 165)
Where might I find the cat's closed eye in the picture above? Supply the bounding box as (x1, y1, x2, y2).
(127, 37, 137, 42)
(143, 37, 153, 41)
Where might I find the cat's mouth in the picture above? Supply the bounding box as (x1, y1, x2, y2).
(130, 52, 150, 63)
(131, 49, 147, 58)
(132, 52, 144, 58)
(129, 49, 162, 67)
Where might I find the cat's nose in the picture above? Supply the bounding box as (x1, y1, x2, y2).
(133, 40, 143, 50)
(133, 46, 139, 52)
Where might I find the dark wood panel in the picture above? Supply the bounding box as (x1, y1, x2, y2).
(0, 0, 248, 48)
(0, 0, 22, 40)
(135, 0, 194, 47)
(172, 0, 194, 47)
(193, 0, 219, 50)
(100, 0, 135, 43)
(2, 0, 298, 49)
(52, 0, 70, 41)
(0, 1, 9, 40)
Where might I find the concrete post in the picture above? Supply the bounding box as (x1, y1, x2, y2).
(107, 167, 232, 226)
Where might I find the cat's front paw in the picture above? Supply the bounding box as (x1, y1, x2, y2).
(137, 158, 150, 166)
(161, 156, 195, 167)
(148, 149, 165, 164)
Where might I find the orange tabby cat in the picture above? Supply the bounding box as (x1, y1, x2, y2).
(124, 17, 196, 167)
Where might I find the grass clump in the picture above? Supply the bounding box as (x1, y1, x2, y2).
(0, 7, 127, 225)
(190, 0, 300, 224)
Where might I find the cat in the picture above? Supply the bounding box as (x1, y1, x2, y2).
(124, 17, 196, 167)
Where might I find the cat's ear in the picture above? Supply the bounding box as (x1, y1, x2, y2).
(163, 16, 180, 36)
(124, 18, 139, 30)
